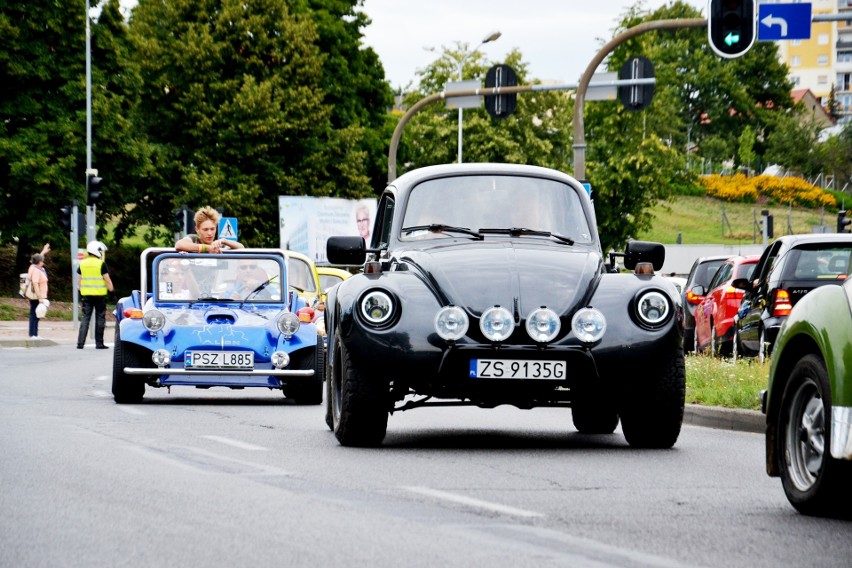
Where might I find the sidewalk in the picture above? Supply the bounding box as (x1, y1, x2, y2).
(0, 320, 114, 349)
(0, 319, 765, 433)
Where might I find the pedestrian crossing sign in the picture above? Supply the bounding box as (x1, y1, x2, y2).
(218, 217, 238, 241)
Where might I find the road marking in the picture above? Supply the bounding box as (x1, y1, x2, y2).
(403, 486, 543, 518)
(117, 406, 146, 416)
(202, 435, 268, 451)
(94, 375, 108, 381)
(91, 389, 111, 398)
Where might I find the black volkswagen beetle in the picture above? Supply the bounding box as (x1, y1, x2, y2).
(324, 163, 684, 447)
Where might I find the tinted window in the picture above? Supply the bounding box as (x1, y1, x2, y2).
(735, 262, 757, 280)
(708, 262, 733, 289)
(784, 246, 852, 280)
(401, 175, 592, 243)
(693, 259, 726, 288)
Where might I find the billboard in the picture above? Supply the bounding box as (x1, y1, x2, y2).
(279, 196, 377, 264)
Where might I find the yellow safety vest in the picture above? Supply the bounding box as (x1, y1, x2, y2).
(79, 256, 108, 296)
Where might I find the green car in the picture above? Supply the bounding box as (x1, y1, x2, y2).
(764, 275, 852, 517)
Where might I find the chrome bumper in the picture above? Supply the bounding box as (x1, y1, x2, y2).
(832, 406, 852, 460)
(124, 367, 314, 377)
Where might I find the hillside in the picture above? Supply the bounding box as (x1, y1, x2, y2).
(636, 195, 837, 245)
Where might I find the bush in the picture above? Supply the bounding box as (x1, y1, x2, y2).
(699, 174, 837, 209)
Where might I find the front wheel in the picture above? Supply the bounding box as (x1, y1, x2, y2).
(619, 347, 685, 449)
(330, 342, 389, 447)
(284, 336, 324, 405)
(112, 326, 146, 404)
(571, 384, 619, 434)
(777, 355, 852, 517)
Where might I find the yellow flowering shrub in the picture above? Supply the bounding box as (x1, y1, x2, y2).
(699, 174, 836, 209)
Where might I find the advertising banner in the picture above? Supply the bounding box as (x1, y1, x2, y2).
(279, 196, 377, 264)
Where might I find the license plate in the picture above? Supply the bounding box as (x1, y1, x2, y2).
(470, 359, 566, 380)
(185, 351, 254, 370)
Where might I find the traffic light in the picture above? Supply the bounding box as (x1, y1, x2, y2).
(61, 204, 73, 232)
(173, 209, 184, 232)
(838, 210, 851, 233)
(708, 0, 757, 59)
(86, 174, 103, 205)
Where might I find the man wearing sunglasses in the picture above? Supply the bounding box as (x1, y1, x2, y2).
(228, 259, 273, 300)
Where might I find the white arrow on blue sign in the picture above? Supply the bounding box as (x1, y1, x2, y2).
(758, 3, 812, 41)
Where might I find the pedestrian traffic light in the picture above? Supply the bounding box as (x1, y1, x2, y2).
(708, 0, 756, 59)
(87, 174, 103, 205)
(61, 204, 73, 232)
(838, 210, 851, 233)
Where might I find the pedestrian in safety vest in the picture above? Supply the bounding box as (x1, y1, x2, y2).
(77, 241, 115, 349)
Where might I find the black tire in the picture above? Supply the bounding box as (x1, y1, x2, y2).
(330, 342, 389, 447)
(284, 335, 324, 405)
(710, 323, 720, 357)
(571, 386, 619, 434)
(111, 326, 146, 404)
(777, 355, 852, 517)
(732, 326, 741, 361)
(324, 343, 334, 430)
(758, 326, 768, 364)
(619, 347, 685, 449)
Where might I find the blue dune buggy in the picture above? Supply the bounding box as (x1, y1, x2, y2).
(112, 248, 323, 404)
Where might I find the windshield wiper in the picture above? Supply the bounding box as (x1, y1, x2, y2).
(246, 275, 279, 301)
(401, 224, 483, 240)
(479, 227, 574, 245)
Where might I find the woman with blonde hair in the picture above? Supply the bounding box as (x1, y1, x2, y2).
(175, 206, 244, 253)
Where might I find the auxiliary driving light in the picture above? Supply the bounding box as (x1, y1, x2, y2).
(480, 306, 515, 342)
(152, 349, 170, 367)
(571, 307, 607, 344)
(435, 306, 469, 341)
(271, 351, 290, 369)
(526, 307, 561, 343)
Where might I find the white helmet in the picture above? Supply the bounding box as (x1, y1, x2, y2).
(87, 241, 107, 258)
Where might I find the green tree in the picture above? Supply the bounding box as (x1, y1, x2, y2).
(395, 46, 573, 175)
(0, 0, 87, 270)
(737, 125, 756, 170)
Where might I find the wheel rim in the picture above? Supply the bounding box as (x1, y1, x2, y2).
(758, 328, 766, 364)
(711, 325, 717, 356)
(784, 379, 825, 492)
(732, 328, 738, 361)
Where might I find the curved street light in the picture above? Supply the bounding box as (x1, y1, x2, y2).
(457, 30, 501, 163)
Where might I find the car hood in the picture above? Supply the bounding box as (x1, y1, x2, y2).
(399, 241, 601, 316)
(157, 305, 282, 328)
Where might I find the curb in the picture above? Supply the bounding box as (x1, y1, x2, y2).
(684, 403, 764, 434)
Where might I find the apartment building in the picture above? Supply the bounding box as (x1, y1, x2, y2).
(770, 0, 852, 123)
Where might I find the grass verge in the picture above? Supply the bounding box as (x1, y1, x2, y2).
(685, 353, 768, 411)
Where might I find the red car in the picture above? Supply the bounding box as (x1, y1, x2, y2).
(693, 255, 760, 356)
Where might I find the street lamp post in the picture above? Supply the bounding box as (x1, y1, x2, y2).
(457, 30, 501, 164)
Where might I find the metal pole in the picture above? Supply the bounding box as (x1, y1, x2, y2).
(572, 18, 706, 180)
(71, 201, 79, 327)
(85, 1, 96, 243)
(457, 31, 501, 164)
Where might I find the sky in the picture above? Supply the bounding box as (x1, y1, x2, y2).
(360, 0, 708, 88)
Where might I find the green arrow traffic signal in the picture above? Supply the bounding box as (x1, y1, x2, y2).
(724, 32, 740, 46)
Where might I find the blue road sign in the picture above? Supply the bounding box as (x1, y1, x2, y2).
(758, 3, 812, 41)
(218, 217, 239, 241)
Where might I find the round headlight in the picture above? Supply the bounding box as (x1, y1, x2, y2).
(525, 307, 561, 343)
(277, 312, 301, 338)
(152, 349, 170, 367)
(143, 309, 166, 332)
(479, 306, 515, 342)
(571, 307, 607, 344)
(271, 351, 290, 369)
(636, 291, 671, 327)
(360, 291, 394, 325)
(435, 306, 469, 341)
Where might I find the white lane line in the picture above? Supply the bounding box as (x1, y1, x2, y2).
(117, 406, 146, 416)
(94, 375, 108, 382)
(403, 486, 544, 518)
(92, 389, 111, 398)
(201, 435, 268, 451)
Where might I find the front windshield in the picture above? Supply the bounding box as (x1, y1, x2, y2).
(156, 256, 284, 302)
(401, 174, 593, 243)
(288, 258, 318, 293)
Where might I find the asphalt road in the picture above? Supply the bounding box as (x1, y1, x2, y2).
(1, 343, 850, 568)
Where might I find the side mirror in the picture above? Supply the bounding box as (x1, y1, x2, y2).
(731, 278, 752, 292)
(690, 285, 706, 297)
(327, 236, 366, 266)
(623, 241, 665, 271)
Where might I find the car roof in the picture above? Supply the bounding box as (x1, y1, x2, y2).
(388, 163, 583, 190)
(774, 234, 852, 245)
